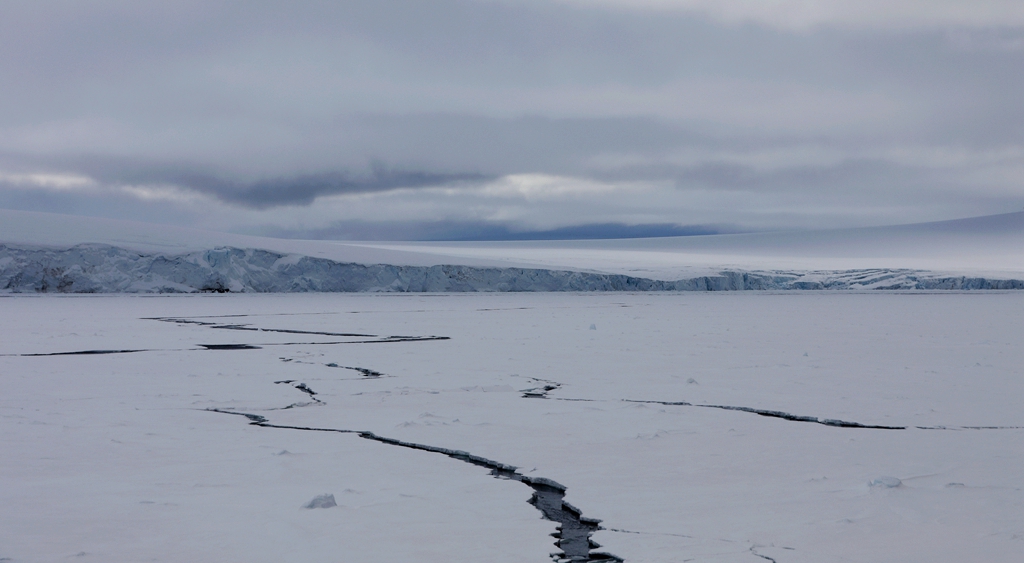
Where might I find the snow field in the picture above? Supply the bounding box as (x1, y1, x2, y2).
(2, 292, 1022, 562)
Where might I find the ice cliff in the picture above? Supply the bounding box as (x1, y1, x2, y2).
(2, 244, 1022, 293)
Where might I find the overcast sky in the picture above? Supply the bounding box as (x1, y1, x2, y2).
(2, 0, 1023, 240)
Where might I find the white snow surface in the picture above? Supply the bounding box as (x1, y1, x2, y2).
(2, 292, 1023, 563)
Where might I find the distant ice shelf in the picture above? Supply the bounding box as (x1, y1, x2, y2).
(2, 243, 1022, 293)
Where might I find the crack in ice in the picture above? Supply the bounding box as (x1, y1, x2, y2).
(206, 408, 623, 562)
(749, 546, 778, 563)
(512, 375, 565, 399)
(271, 380, 325, 409)
(619, 399, 905, 429)
(279, 358, 392, 379)
(146, 317, 449, 344)
(324, 363, 385, 377)
(145, 317, 377, 338)
(10, 349, 152, 357)
(537, 397, 1019, 432)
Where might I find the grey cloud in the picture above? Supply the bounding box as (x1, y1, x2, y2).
(320, 114, 717, 176)
(599, 158, 920, 193)
(77, 159, 489, 208)
(0, 179, 200, 226)
(2, 0, 1024, 234)
(0, 147, 495, 209)
(4, 1, 1023, 137)
(215, 169, 489, 208)
(245, 220, 731, 242)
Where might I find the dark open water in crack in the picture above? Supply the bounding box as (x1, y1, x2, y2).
(208, 409, 623, 562)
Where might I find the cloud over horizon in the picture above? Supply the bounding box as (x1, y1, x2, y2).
(1, 0, 1022, 239)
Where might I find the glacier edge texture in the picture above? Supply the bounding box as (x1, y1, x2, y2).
(2, 244, 1022, 293)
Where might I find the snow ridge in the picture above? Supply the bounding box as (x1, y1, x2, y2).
(1, 244, 1022, 293)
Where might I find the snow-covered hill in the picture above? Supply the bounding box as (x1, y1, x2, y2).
(1, 209, 1022, 292)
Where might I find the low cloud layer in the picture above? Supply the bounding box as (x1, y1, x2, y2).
(82, 161, 488, 209)
(1, 1, 1022, 239)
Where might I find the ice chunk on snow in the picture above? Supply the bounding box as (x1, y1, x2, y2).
(302, 494, 337, 509)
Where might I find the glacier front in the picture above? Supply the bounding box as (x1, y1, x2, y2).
(3, 243, 1023, 293)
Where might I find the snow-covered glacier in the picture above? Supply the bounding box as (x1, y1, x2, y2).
(2, 209, 1022, 292)
(2, 243, 1022, 293)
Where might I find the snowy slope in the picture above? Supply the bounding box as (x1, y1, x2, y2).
(360, 211, 1024, 279)
(1, 209, 1022, 292)
(0, 209, 518, 269)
